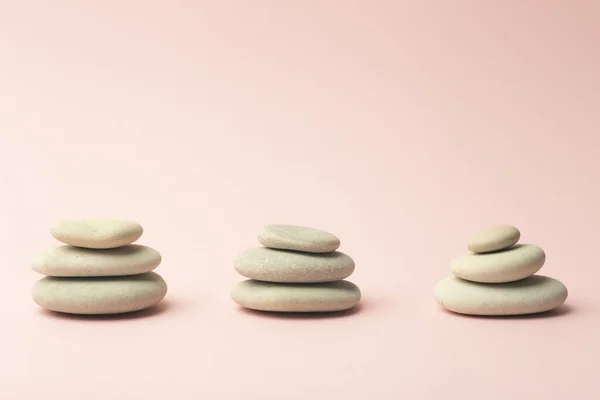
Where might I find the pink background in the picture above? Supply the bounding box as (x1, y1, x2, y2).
(1, 1, 599, 399)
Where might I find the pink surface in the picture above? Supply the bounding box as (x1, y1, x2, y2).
(1, 1, 599, 399)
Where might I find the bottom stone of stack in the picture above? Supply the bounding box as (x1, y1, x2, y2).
(32, 271, 168, 315)
(434, 275, 568, 316)
(231, 279, 361, 312)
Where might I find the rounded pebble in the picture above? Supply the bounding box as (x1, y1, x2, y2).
(231, 279, 361, 312)
(434, 275, 568, 316)
(31, 244, 162, 277)
(234, 247, 355, 283)
(50, 218, 143, 249)
(32, 272, 168, 315)
(467, 225, 521, 253)
(258, 224, 341, 253)
(451, 244, 545, 283)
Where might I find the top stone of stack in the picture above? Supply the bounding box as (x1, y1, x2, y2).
(258, 224, 341, 253)
(50, 218, 143, 249)
(466, 225, 520, 253)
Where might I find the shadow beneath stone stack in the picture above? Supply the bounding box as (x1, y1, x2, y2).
(236, 302, 366, 320)
(38, 299, 177, 321)
(443, 304, 575, 320)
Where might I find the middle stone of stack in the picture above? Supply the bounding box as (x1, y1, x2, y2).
(231, 224, 361, 313)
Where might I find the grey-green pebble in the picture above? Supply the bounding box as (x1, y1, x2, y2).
(31, 244, 161, 277)
(434, 275, 568, 316)
(258, 224, 341, 253)
(231, 279, 361, 312)
(467, 225, 521, 253)
(32, 272, 168, 315)
(451, 244, 545, 283)
(234, 247, 355, 283)
(50, 218, 143, 249)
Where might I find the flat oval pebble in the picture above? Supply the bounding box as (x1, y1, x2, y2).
(434, 275, 568, 316)
(51, 218, 143, 249)
(231, 279, 361, 312)
(467, 225, 521, 253)
(32, 272, 168, 315)
(31, 244, 162, 277)
(234, 247, 355, 283)
(451, 244, 545, 283)
(258, 224, 341, 253)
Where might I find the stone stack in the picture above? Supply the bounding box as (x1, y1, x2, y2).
(31, 218, 168, 315)
(231, 224, 361, 313)
(435, 225, 568, 316)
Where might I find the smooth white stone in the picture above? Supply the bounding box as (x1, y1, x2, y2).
(32, 245, 162, 277)
(234, 247, 355, 283)
(32, 272, 168, 315)
(451, 244, 545, 283)
(467, 225, 521, 253)
(434, 275, 568, 316)
(258, 224, 340, 253)
(51, 218, 143, 249)
(231, 279, 361, 312)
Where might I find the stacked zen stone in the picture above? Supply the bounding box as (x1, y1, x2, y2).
(231, 224, 361, 313)
(435, 225, 568, 316)
(31, 218, 167, 315)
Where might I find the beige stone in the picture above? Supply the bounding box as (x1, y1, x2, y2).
(467, 225, 520, 253)
(258, 224, 340, 253)
(234, 247, 355, 283)
(434, 275, 568, 316)
(451, 244, 545, 283)
(51, 218, 143, 249)
(32, 272, 167, 315)
(32, 244, 161, 277)
(231, 279, 361, 312)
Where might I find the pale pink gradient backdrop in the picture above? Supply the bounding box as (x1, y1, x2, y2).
(1, 1, 599, 399)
